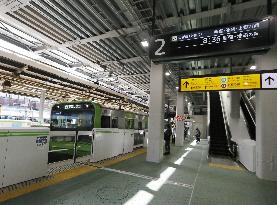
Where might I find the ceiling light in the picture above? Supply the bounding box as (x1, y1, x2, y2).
(165, 72, 170, 76)
(141, 40, 149, 47)
(250, 65, 256, 70)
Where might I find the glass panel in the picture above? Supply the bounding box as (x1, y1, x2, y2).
(48, 135, 75, 163)
(134, 131, 144, 146)
(128, 119, 134, 129)
(77, 135, 92, 157)
(101, 116, 110, 128)
(112, 118, 118, 128)
(138, 121, 142, 130)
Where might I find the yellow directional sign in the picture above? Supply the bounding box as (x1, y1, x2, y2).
(180, 74, 261, 92)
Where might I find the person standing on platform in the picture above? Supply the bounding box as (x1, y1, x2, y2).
(164, 124, 172, 155)
(172, 123, 176, 144)
(195, 127, 201, 143)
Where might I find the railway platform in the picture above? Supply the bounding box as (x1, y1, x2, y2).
(2, 140, 277, 205)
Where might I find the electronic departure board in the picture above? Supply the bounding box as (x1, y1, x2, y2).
(149, 16, 275, 63)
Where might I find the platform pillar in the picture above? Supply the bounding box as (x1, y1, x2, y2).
(230, 91, 240, 119)
(255, 41, 277, 181)
(175, 92, 184, 146)
(146, 62, 164, 163)
(38, 90, 46, 125)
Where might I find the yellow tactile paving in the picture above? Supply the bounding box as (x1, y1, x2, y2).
(93, 148, 146, 168)
(0, 148, 146, 202)
(208, 163, 245, 171)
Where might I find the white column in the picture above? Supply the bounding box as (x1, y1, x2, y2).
(230, 91, 240, 119)
(255, 39, 277, 180)
(38, 90, 46, 125)
(175, 92, 184, 146)
(146, 62, 165, 163)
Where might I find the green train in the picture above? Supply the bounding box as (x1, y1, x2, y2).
(49, 101, 148, 163)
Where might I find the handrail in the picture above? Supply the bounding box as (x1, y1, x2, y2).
(240, 91, 256, 140)
(241, 91, 256, 126)
(219, 93, 237, 159)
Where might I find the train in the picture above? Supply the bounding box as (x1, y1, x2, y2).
(49, 101, 148, 164)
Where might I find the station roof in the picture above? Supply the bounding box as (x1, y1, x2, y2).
(0, 0, 276, 111)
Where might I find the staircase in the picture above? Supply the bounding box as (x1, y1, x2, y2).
(209, 92, 230, 156)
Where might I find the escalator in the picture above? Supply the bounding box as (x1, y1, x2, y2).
(209, 92, 230, 156)
(240, 91, 256, 140)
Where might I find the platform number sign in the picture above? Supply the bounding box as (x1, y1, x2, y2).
(154, 39, 166, 56)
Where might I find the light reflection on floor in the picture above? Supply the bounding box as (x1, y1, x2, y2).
(123, 140, 198, 205)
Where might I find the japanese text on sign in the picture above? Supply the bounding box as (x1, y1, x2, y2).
(180, 74, 261, 92)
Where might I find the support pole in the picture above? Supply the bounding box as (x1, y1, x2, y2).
(38, 90, 46, 125)
(175, 92, 184, 146)
(146, 62, 165, 163)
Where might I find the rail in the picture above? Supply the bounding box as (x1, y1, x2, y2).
(219, 93, 237, 159)
(240, 91, 256, 140)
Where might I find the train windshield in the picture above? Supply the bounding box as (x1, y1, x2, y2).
(50, 103, 95, 131)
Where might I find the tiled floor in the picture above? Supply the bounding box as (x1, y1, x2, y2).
(2, 140, 277, 205)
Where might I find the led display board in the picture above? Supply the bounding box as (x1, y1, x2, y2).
(179, 70, 277, 92)
(149, 16, 275, 63)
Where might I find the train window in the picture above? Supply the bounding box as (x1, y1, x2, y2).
(50, 108, 94, 131)
(101, 116, 111, 128)
(138, 121, 142, 130)
(126, 119, 134, 129)
(112, 118, 118, 128)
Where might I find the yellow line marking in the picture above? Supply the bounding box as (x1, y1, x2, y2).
(208, 163, 244, 171)
(0, 148, 146, 202)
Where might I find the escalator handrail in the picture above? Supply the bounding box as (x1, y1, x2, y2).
(219, 93, 236, 158)
(241, 91, 256, 126)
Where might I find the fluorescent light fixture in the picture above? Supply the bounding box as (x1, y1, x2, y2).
(141, 40, 149, 47)
(165, 72, 170, 76)
(250, 65, 256, 70)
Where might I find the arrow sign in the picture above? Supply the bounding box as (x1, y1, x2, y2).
(265, 76, 274, 85)
(183, 81, 189, 88)
(262, 73, 277, 89)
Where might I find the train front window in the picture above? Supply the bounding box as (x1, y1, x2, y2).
(51, 103, 94, 131)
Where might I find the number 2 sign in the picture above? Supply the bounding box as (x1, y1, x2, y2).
(154, 39, 166, 56)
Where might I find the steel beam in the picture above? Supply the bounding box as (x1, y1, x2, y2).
(162, 0, 277, 25)
(34, 26, 141, 52)
(101, 56, 146, 65)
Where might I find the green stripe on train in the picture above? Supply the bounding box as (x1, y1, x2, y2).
(0, 132, 49, 137)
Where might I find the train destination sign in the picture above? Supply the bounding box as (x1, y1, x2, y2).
(179, 71, 277, 92)
(150, 16, 275, 63)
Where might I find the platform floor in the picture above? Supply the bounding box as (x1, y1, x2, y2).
(2, 140, 277, 205)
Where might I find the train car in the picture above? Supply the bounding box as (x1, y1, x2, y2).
(49, 101, 147, 164)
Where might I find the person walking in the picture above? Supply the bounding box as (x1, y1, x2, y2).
(164, 124, 172, 155)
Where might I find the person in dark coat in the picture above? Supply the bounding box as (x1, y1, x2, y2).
(164, 124, 172, 155)
(195, 128, 201, 143)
